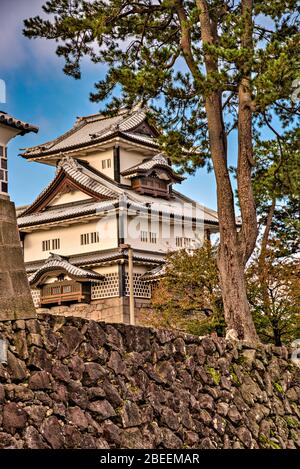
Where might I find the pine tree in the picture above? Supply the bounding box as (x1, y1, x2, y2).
(23, 0, 300, 341)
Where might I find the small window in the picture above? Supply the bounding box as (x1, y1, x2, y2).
(52, 238, 60, 250)
(1, 181, 7, 193)
(80, 233, 90, 245)
(141, 231, 148, 242)
(81, 232, 99, 245)
(149, 232, 157, 244)
(184, 237, 191, 247)
(91, 231, 100, 244)
(175, 237, 183, 247)
(42, 238, 60, 252)
(0, 146, 3, 157)
(102, 158, 111, 170)
(42, 240, 51, 251)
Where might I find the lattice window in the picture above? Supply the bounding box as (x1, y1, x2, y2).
(31, 289, 41, 308)
(125, 273, 151, 299)
(91, 272, 119, 299)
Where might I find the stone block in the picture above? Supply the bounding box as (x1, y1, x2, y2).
(0, 198, 36, 320)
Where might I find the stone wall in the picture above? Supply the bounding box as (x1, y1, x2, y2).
(36, 297, 151, 324)
(0, 314, 300, 449)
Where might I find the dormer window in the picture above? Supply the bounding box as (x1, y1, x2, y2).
(120, 153, 185, 199)
(132, 176, 169, 198)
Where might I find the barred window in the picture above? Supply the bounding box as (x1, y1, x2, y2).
(184, 237, 192, 247)
(43, 238, 60, 251)
(141, 230, 148, 242)
(42, 240, 51, 251)
(91, 231, 100, 244)
(52, 238, 60, 250)
(149, 232, 157, 244)
(175, 236, 183, 247)
(80, 233, 90, 245)
(81, 232, 99, 245)
(102, 158, 111, 169)
(176, 237, 192, 248)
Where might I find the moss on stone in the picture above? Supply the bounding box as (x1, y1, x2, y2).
(235, 355, 246, 365)
(259, 433, 281, 449)
(206, 367, 221, 385)
(229, 366, 241, 386)
(284, 417, 300, 429)
(273, 381, 284, 395)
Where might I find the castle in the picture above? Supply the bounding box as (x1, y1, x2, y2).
(16, 106, 219, 323)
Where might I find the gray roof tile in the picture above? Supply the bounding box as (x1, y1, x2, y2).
(21, 108, 156, 157)
(29, 254, 104, 286)
(0, 111, 38, 135)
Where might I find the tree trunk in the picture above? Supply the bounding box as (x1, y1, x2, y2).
(196, 0, 259, 342)
(258, 197, 276, 316)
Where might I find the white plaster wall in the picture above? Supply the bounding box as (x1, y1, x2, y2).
(49, 190, 92, 206)
(119, 147, 148, 185)
(124, 216, 204, 254)
(23, 216, 118, 262)
(81, 149, 114, 179)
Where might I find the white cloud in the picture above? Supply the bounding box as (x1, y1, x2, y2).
(0, 0, 59, 70)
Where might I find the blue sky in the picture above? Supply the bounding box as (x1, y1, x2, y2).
(1, 0, 234, 210)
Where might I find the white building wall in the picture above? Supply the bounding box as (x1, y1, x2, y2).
(49, 190, 92, 206)
(124, 215, 204, 254)
(119, 147, 147, 185)
(81, 149, 114, 179)
(23, 216, 118, 263)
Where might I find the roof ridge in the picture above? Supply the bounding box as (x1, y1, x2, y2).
(77, 107, 128, 123)
(29, 254, 104, 286)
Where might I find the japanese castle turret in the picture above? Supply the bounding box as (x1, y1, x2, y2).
(0, 111, 38, 320)
(17, 106, 219, 323)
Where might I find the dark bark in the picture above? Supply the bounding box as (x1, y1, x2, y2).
(258, 197, 276, 316)
(194, 0, 259, 341)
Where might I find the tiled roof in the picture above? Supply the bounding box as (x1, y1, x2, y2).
(26, 249, 164, 274)
(19, 155, 123, 219)
(17, 156, 219, 227)
(0, 111, 38, 135)
(121, 131, 158, 147)
(140, 264, 166, 282)
(29, 254, 104, 286)
(18, 199, 118, 227)
(56, 156, 120, 198)
(121, 153, 185, 181)
(21, 107, 157, 158)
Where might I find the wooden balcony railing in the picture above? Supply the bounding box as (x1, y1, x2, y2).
(40, 280, 91, 306)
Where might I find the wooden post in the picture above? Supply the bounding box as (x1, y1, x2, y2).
(119, 243, 135, 325)
(128, 245, 135, 325)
